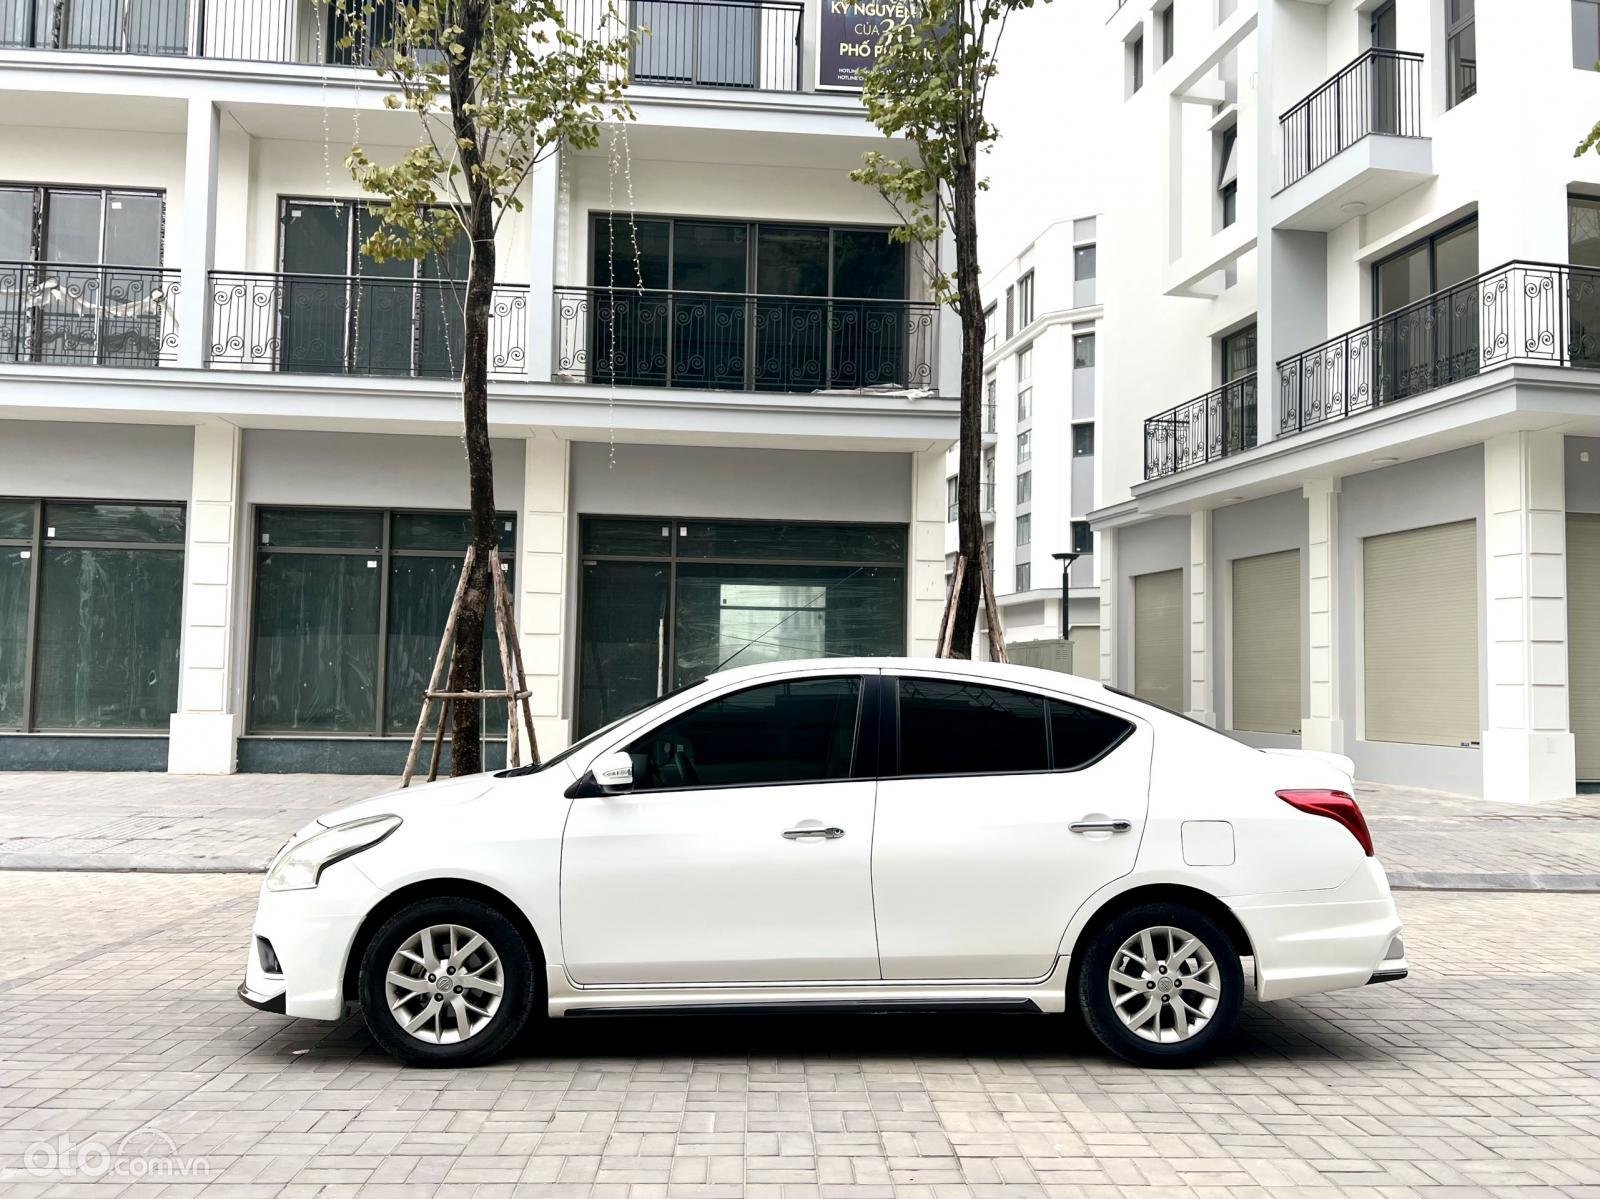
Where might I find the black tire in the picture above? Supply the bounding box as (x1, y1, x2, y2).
(1075, 901, 1243, 1067)
(358, 896, 537, 1067)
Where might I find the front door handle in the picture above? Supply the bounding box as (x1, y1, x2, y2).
(783, 825, 845, 840)
(1069, 819, 1132, 834)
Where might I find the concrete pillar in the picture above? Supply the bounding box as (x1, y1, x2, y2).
(168, 423, 242, 773)
(1097, 528, 1117, 685)
(1482, 431, 1576, 802)
(909, 445, 949, 657)
(1302, 478, 1345, 754)
(520, 436, 571, 754)
(178, 97, 219, 370)
(1187, 510, 1215, 726)
(526, 155, 559, 383)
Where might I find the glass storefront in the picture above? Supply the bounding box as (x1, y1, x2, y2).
(0, 499, 184, 731)
(575, 516, 907, 735)
(248, 507, 515, 737)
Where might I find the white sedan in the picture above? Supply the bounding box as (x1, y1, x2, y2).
(238, 658, 1407, 1067)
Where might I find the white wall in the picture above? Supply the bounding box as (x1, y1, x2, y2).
(0, 420, 194, 499)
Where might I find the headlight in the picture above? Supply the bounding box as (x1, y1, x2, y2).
(265, 814, 401, 892)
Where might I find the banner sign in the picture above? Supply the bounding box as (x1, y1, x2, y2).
(816, 0, 908, 91)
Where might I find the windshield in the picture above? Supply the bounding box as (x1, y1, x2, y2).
(495, 680, 708, 778)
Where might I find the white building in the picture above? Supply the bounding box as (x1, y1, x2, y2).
(0, 2, 958, 773)
(1087, 0, 1600, 803)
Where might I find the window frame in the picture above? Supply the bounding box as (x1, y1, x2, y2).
(1577, 0, 1600, 69)
(1016, 270, 1035, 327)
(1159, 2, 1175, 64)
(1072, 422, 1096, 457)
(1071, 520, 1093, 556)
(1017, 429, 1032, 464)
(1128, 31, 1145, 94)
(1073, 332, 1096, 369)
(1446, 0, 1476, 108)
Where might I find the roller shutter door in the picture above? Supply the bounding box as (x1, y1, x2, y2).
(1569, 514, 1600, 781)
(1232, 549, 1301, 734)
(1363, 521, 1479, 747)
(1133, 569, 1183, 710)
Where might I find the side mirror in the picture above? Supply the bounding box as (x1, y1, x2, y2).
(591, 750, 635, 794)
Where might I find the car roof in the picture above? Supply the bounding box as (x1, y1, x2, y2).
(703, 656, 1111, 699)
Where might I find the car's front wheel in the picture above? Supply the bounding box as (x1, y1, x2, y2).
(358, 896, 536, 1067)
(1076, 901, 1243, 1067)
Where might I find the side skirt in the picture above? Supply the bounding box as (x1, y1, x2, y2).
(565, 998, 1042, 1019)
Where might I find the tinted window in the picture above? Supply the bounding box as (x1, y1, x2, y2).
(626, 676, 861, 791)
(1050, 700, 1133, 770)
(896, 678, 1048, 776)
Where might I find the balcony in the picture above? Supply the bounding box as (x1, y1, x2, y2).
(1278, 261, 1600, 436)
(565, 0, 804, 93)
(206, 271, 528, 379)
(1272, 49, 1433, 232)
(1, 260, 180, 366)
(947, 480, 995, 522)
(553, 286, 938, 394)
(1143, 378, 1257, 480)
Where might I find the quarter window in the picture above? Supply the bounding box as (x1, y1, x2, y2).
(1050, 700, 1134, 769)
(625, 675, 862, 790)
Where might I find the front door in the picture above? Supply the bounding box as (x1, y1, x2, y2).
(871, 673, 1151, 980)
(560, 673, 880, 985)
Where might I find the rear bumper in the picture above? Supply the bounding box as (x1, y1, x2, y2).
(1227, 858, 1407, 1002)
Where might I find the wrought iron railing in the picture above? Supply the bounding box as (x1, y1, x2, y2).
(1143, 378, 1257, 480)
(206, 271, 527, 379)
(1279, 49, 1424, 189)
(0, 260, 180, 366)
(554, 286, 937, 393)
(1278, 261, 1600, 437)
(563, 0, 803, 91)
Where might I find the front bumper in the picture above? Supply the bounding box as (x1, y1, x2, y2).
(238, 858, 386, 1021)
(1228, 858, 1407, 1002)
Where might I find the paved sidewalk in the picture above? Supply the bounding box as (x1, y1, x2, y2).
(0, 769, 1596, 886)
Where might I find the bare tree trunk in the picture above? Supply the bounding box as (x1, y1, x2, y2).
(945, 153, 985, 658)
(443, 0, 499, 776)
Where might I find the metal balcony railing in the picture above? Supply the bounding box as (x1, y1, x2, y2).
(0, 261, 180, 366)
(554, 286, 937, 393)
(563, 0, 803, 92)
(1279, 49, 1424, 189)
(1143, 378, 1257, 480)
(982, 400, 997, 434)
(206, 271, 527, 379)
(946, 480, 995, 522)
(1279, 261, 1600, 436)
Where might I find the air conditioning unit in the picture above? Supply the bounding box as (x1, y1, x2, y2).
(1005, 638, 1074, 674)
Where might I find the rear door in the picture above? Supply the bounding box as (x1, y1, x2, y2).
(870, 671, 1152, 980)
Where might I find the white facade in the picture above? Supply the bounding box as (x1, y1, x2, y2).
(0, 8, 959, 773)
(1078, 0, 1600, 802)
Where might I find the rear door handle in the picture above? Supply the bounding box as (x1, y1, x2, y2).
(1069, 819, 1132, 834)
(783, 826, 845, 840)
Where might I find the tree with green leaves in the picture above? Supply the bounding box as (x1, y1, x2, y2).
(334, 0, 633, 774)
(852, 0, 1044, 658)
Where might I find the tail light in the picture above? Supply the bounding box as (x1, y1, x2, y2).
(1276, 789, 1374, 856)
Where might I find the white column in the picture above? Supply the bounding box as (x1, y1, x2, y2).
(168, 423, 242, 773)
(909, 446, 948, 657)
(178, 97, 219, 370)
(526, 155, 560, 383)
(1482, 431, 1576, 802)
(520, 436, 571, 754)
(1302, 478, 1345, 754)
(1187, 510, 1215, 726)
(1097, 528, 1116, 685)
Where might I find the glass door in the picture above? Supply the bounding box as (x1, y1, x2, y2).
(1570, 196, 1600, 367)
(1220, 324, 1257, 455)
(279, 201, 352, 374)
(1370, 1, 1399, 135)
(1374, 217, 1479, 403)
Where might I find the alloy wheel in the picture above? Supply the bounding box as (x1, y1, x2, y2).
(385, 923, 505, 1045)
(1106, 924, 1222, 1044)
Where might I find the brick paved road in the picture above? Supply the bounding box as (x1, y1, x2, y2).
(1, 874, 1597, 1196)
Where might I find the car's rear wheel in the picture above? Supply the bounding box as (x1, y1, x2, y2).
(1076, 901, 1242, 1067)
(358, 896, 536, 1067)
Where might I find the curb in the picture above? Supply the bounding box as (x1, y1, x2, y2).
(1387, 870, 1600, 893)
(0, 853, 266, 874)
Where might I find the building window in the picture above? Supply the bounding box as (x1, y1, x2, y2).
(1447, 0, 1476, 107)
(1071, 520, 1093, 555)
(1218, 0, 1237, 19)
(576, 516, 907, 734)
(1372, 218, 1479, 400)
(982, 448, 996, 508)
(1015, 562, 1032, 592)
(1217, 124, 1239, 229)
(984, 377, 997, 432)
(1074, 243, 1097, 307)
(1074, 332, 1096, 368)
(249, 508, 517, 737)
(1016, 514, 1031, 547)
(1159, 3, 1175, 63)
(1016, 343, 1032, 380)
(1128, 31, 1144, 94)
(1017, 471, 1032, 504)
(0, 184, 166, 366)
(1576, 0, 1600, 68)
(1017, 270, 1034, 327)
(983, 301, 997, 352)
(1073, 423, 1095, 457)
(946, 476, 959, 522)
(1004, 285, 1015, 339)
(0, 499, 185, 732)
(1017, 430, 1032, 464)
(1017, 386, 1032, 421)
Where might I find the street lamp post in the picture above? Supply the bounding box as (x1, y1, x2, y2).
(1050, 551, 1079, 641)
